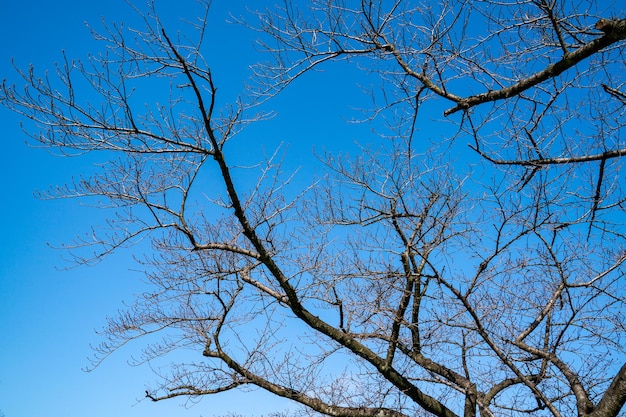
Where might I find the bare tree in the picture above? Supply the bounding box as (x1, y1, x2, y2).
(2, 1, 626, 416)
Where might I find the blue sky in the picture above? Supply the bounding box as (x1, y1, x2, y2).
(0, 1, 340, 416)
(0, 0, 384, 415)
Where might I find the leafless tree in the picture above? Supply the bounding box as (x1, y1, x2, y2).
(2, 1, 626, 416)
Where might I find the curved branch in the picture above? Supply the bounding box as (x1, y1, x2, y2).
(216, 343, 410, 417)
(145, 382, 244, 402)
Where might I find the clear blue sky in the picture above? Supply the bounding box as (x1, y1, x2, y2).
(0, 1, 364, 416)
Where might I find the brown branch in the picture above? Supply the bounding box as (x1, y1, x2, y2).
(379, 35, 464, 104)
(537, 0, 569, 55)
(438, 278, 563, 417)
(587, 363, 626, 417)
(588, 157, 606, 238)
(602, 83, 626, 104)
(470, 145, 626, 167)
(163, 21, 458, 417)
(145, 382, 244, 402)
(190, 242, 262, 260)
(444, 18, 626, 116)
(513, 341, 594, 414)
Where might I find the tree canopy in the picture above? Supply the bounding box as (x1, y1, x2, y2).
(2, 1, 626, 416)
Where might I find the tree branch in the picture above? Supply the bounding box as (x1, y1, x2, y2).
(587, 363, 626, 417)
(444, 18, 626, 116)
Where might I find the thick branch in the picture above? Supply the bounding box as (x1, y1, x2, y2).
(587, 363, 626, 417)
(470, 145, 626, 167)
(164, 24, 458, 417)
(444, 18, 626, 116)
